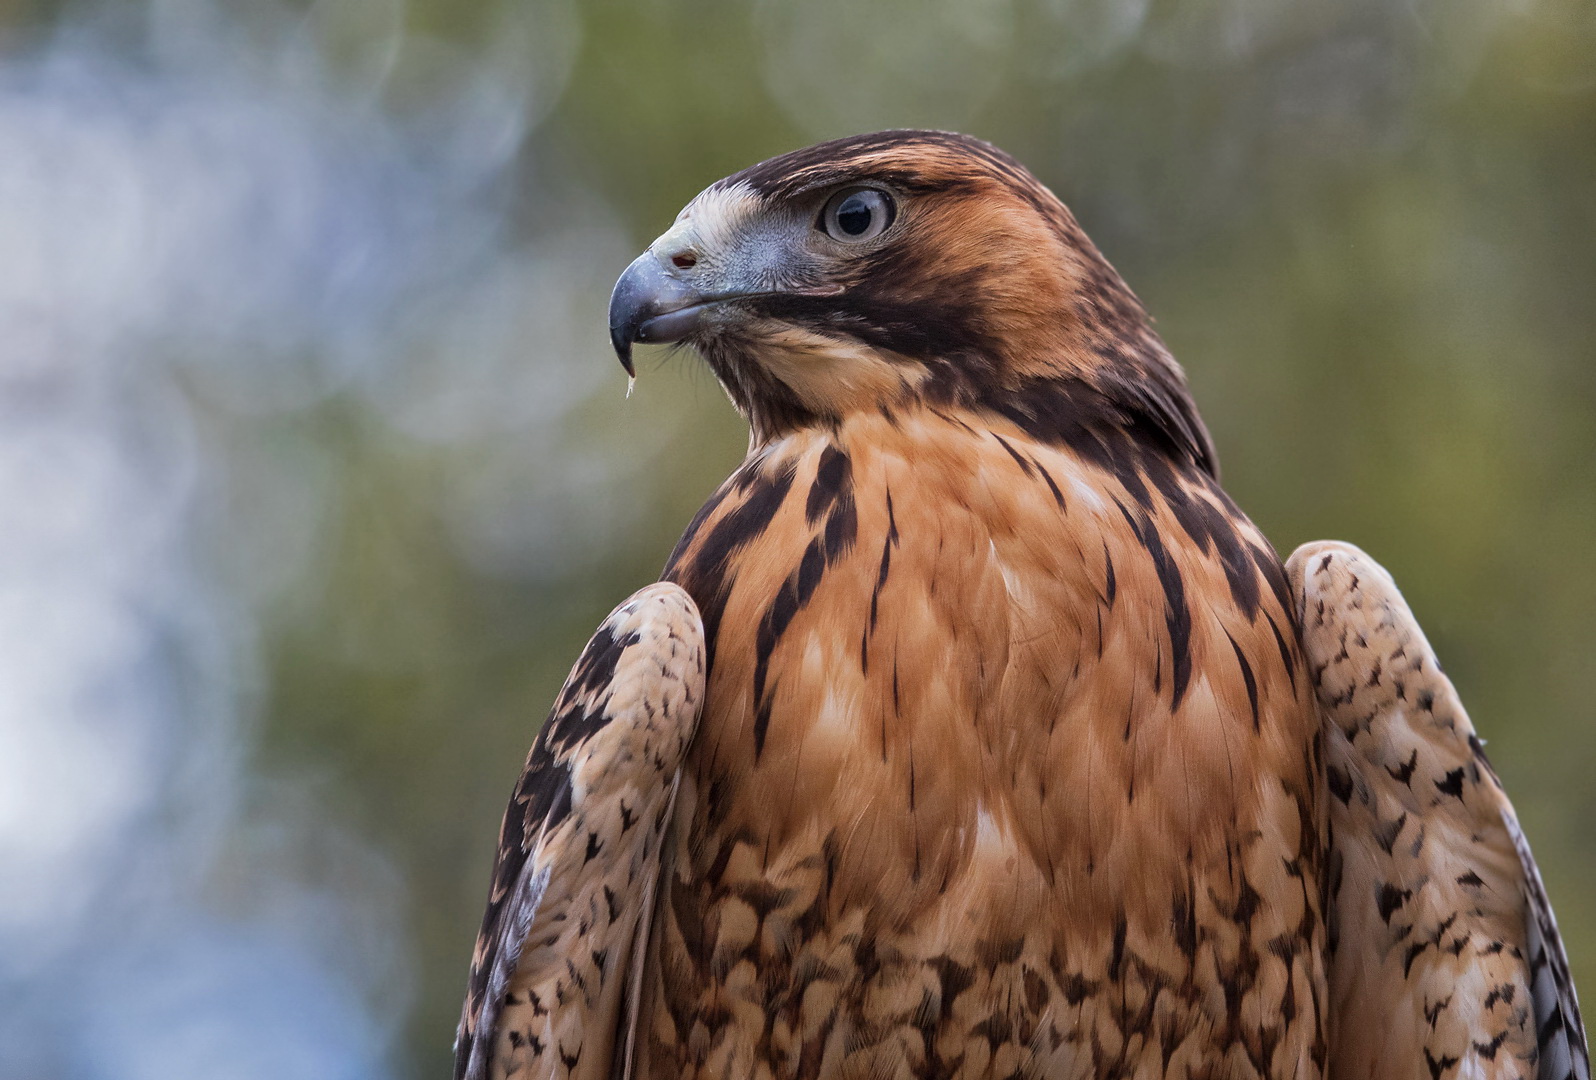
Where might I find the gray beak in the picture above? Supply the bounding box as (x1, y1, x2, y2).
(607, 253, 710, 377)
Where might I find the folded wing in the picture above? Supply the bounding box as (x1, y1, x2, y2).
(1289, 541, 1587, 1080)
(455, 583, 706, 1080)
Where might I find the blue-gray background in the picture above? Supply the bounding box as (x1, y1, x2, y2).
(1, 0, 1592, 1076)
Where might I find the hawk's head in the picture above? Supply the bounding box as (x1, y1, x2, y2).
(610, 130, 1215, 475)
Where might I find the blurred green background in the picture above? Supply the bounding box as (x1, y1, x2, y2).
(1, 0, 1592, 1076)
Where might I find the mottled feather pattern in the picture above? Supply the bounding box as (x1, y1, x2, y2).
(641, 404, 1326, 1080)
(1288, 542, 1588, 1080)
(455, 583, 705, 1080)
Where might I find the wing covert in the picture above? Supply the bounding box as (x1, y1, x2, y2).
(1289, 541, 1588, 1080)
(455, 583, 706, 1080)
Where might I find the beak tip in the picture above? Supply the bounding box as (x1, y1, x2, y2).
(608, 250, 703, 381)
(610, 325, 636, 377)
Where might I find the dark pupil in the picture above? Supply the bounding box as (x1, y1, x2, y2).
(836, 194, 874, 236)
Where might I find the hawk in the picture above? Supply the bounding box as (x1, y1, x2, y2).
(454, 131, 1587, 1080)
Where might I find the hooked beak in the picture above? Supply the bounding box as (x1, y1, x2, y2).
(607, 253, 716, 377)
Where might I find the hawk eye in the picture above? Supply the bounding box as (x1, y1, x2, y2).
(820, 187, 894, 242)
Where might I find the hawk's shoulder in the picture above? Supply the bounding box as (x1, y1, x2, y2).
(455, 583, 705, 1080)
(1289, 541, 1588, 1080)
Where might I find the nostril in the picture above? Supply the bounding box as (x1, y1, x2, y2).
(671, 252, 698, 270)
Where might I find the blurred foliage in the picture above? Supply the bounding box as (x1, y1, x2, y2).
(5, 0, 1594, 1075)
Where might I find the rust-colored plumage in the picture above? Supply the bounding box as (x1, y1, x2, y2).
(456, 131, 1586, 1080)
